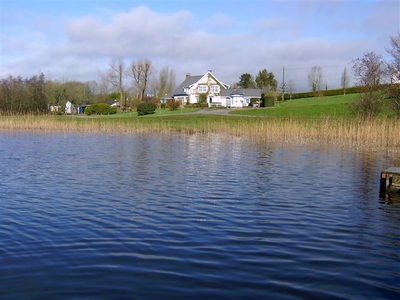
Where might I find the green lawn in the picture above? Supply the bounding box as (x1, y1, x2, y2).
(85, 92, 396, 120)
(229, 93, 358, 118)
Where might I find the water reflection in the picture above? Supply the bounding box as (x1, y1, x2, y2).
(1, 132, 399, 299)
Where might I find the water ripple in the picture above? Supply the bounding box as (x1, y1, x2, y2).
(1, 132, 399, 299)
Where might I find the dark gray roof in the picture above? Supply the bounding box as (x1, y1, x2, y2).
(220, 88, 262, 98)
(173, 75, 203, 94)
(161, 94, 173, 100)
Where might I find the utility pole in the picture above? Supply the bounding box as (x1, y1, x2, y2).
(282, 66, 285, 101)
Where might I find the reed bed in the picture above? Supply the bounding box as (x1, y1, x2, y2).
(1, 114, 399, 153)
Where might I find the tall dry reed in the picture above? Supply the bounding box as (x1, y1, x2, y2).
(1, 114, 399, 153)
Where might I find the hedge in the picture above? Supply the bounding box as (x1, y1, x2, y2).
(85, 103, 117, 115)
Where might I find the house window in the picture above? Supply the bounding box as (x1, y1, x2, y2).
(198, 85, 208, 93)
(210, 85, 220, 93)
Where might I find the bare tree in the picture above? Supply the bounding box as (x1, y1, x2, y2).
(341, 67, 350, 95)
(386, 32, 400, 116)
(153, 66, 176, 99)
(86, 80, 99, 96)
(102, 59, 125, 108)
(308, 65, 323, 94)
(351, 51, 386, 118)
(387, 32, 400, 81)
(129, 59, 153, 102)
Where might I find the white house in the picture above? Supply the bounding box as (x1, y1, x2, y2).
(172, 71, 229, 105)
(170, 71, 262, 108)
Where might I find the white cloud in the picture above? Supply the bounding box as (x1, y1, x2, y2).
(1, 1, 399, 91)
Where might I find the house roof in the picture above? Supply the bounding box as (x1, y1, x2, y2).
(220, 88, 262, 98)
(161, 94, 173, 100)
(109, 99, 119, 106)
(173, 75, 203, 94)
(173, 71, 230, 95)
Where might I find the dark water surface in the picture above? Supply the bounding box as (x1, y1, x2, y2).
(1, 132, 399, 299)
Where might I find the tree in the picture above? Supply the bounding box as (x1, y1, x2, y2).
(351, 51, 386, 118)
(0, 75, 25, 112)
(279, 81, 287, 101)
(352, 52, 385, 88)
(64, 81, 91, 105)
(386, 32, 400, 117)
(153, 66, 176, 99)
(255, 69, 278, 92)
(387, 32, 400, 81)
(253, 68, 278, 103)
(103, 59, 125, 109)
(308, 65, 323, 94)
(238, 73, 255, 88)
(288, 79, 295, 100)
(129, 59, 153, 102)
(25, 73, 47, 112)
(45, 80, 67, 109)
(279, 66, 287, 101)
(341, 67, 350, 95)
(0, 74, 47, 113)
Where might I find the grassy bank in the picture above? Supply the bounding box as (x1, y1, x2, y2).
(1, 113, 399, 153)
(230, 93, 396, 118)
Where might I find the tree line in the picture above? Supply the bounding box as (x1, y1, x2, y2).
(0, 59, 177, 114)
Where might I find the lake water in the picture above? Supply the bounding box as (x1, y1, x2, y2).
(1, 132, 399, 299)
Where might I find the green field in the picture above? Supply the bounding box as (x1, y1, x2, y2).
(83, 92, 397, 120)
(229, 94, 358, 118)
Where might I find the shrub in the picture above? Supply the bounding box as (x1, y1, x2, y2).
(142, 96, 160, 107)
(167, 99, 181, 110)
(349, 92, 384, 119)
(137, 102, 157, 116)
(199, 93, 208, 105)
(85, 103, 117, 115)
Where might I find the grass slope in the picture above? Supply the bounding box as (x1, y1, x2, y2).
(229, 94, 357, 118)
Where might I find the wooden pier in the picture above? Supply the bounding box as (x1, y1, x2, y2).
(379, 167, 400, 198)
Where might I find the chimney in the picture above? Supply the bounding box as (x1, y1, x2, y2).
(234, 83, 238, 91)
(186, 73, 191, 79)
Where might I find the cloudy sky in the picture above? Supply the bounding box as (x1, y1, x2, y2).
(1, 0, 399, 92)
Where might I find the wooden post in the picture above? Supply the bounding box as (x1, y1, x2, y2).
(379, 172, 387, 198)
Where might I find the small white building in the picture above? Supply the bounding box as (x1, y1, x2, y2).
(65, 101, 72, 114)
(213, 88, 262, 108)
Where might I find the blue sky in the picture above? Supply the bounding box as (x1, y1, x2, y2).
(1, 0, 399, 91)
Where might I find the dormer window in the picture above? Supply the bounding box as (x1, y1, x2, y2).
(198, 85, 208, 93)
